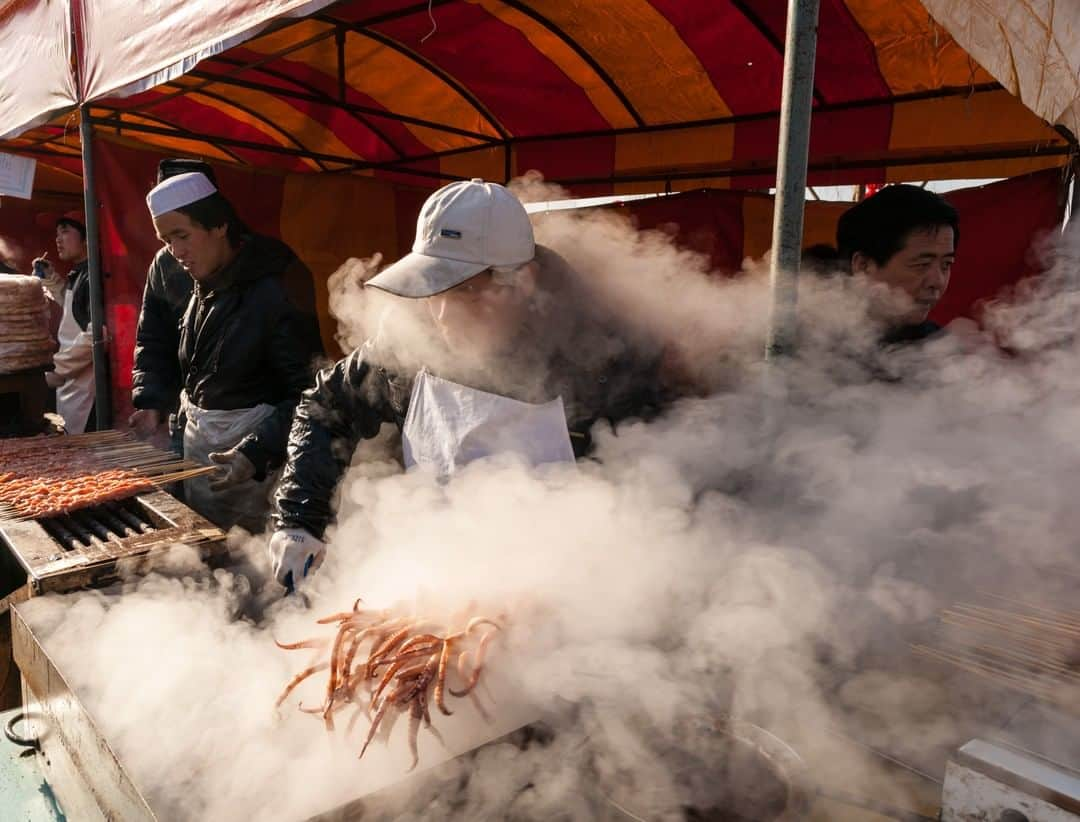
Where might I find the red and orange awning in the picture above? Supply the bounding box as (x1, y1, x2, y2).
(3, 0, 1073, 195)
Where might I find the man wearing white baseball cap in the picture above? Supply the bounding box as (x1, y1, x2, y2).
(267, 179, 670, 592)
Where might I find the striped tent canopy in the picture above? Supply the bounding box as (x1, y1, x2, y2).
(5, 0, 1076, 195)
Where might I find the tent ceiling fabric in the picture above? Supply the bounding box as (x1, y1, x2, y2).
(0, 0, 77, 140)
(921, 0, 1080, 142)
(77, 0, 342, 102)
(4, 0, 1075, 191)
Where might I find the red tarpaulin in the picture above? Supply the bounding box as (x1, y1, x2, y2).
(88, 136, 1064, 422)
(605, 170, 1065, 326)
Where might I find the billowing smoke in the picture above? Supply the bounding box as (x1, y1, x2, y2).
(18, 185, 1079, 821)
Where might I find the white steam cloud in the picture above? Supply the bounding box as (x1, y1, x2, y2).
(18, 188, 1080, 820)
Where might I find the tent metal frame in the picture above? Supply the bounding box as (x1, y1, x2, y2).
(83, 109, 1072, 186)
(15, 0, 1079, 420)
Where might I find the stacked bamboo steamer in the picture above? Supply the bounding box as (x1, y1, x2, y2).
(0, 275, 55, 373)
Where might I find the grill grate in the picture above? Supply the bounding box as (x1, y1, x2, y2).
(0, 489, 228, 595)
(37, 499, 157, 552)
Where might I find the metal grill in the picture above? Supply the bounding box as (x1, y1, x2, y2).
(0, 490, 228, 596)
(36, 499, 158, 552)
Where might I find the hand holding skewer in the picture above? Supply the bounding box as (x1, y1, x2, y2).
(208, 447, 256, 490)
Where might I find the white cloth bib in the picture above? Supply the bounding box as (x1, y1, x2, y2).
(55, 287, 95, 434)
(402, 370, 575, 478)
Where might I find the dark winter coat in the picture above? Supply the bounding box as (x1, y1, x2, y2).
(174, 235, 324, 478)
(272, 247, 669, 539)
(131, 235, 320, 414)
(67, 259, 92, 332)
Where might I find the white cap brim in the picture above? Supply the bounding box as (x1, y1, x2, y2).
(365, 252, 489, 298)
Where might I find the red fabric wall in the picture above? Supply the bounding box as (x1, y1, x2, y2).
(931, 172, 1064, 324)
(90, 144, 1063, 425)
(0, 193, 84, 276)
(604, 188, 747, 274)
(609, 171, 1065, 326)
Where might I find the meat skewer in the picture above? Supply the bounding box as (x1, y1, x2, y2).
(0, 430, 217, 520)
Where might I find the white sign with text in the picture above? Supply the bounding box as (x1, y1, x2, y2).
(0, 152, 36, 199)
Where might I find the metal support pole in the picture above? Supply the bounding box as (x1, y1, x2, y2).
(335, 27, 347, 103)
(1069, 157, 1080, 228)
(78, 109, 112, 429)
(765, 0, 821, 360)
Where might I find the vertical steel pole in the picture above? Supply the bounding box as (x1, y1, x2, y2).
(79, 108, 112, 429)
(765, 0, 821, 360)
(1070, 159, 1080, 228)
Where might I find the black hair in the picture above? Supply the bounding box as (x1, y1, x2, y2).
(836, 184, 959, 269)
(56, 217, 87, 242)
(175, 193, 247, 248)
(156, 158, 218, 187)
(801, 243, 840, 277)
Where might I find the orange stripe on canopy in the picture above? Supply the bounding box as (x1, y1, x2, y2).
(844, 0, 996, 93)
(472, 0, 731, 125)
(467, 0, 636, 129)
(615, 126, 736, 184)
(169, 79, 357, 166)
(242, 25, 502, 152)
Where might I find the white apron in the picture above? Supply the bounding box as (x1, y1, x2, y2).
(180, 392, 277, 532)
(55, 288, 95, 434)
(402, 370, 576, 478)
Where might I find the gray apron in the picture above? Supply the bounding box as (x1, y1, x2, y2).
(180, 392, 277, 533)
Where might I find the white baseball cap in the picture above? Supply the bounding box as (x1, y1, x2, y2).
(366, 179, 535, 298)
(146, 172, 217, 218)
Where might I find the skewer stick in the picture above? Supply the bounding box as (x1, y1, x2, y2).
(150, 467, 219, 484)
(954, 603, 1080, 637)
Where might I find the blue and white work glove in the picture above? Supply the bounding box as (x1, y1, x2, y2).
(268, 528, 326, 593)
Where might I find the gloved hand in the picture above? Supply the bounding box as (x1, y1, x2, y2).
(207, 448, 256, 491)
(268, 528, 326, 592)
(128, 408, 162, 439)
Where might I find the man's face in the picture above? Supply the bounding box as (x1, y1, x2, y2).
(427, 267, 533, 360)
(854, 226, 955, 326)
(55, 223, 87, 263)
(153, 211, 231, 282)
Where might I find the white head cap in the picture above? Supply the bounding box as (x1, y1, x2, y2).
(365, 179, 535, 298)
(146, 172, 217, 218)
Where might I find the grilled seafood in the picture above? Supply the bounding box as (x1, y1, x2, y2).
(276, 603, 501, 770)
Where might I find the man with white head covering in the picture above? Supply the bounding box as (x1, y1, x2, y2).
(269, 179, 669, 591)
(129, 158, 321, 451)
(140, 171, 322, 532)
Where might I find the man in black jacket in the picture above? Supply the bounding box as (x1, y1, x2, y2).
(268, 179, 668, 590)
(129, 158, 321, 451)
(142, 170, 323, 531)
